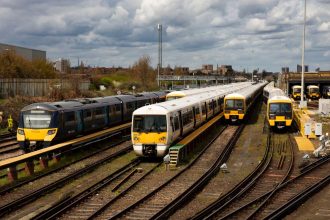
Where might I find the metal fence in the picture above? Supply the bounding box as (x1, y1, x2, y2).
(0, 78, 90, 97)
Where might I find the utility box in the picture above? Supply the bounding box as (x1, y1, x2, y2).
(315, 123, 322, 136)
(304, 123, 311, 136)
(319, 99, 330, 114)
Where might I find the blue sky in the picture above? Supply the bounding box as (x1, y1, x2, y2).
(1, 0, 330, 72)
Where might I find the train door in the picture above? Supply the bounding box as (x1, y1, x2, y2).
(204, 102, 208, 120)
(178, 111, 183, 136)
(76, 110, 83, 133)
(193, 107, 196, 127)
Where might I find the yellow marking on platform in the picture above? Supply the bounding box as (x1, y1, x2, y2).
(294, 136, 315, 151)
(178, 113, 223, 146)
(0, 122, 131, 169)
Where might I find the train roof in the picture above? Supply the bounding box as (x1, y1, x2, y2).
(134, 92, 217, 115)
(307, 85, 319, 88)
(292, 85, 301, 88)
(225, 82, 267, 99)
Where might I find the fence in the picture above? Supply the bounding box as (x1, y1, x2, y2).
(0, 78, 90, 97)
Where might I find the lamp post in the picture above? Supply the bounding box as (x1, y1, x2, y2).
(300, 0, 307, 108)
(157, 24, 162, 87)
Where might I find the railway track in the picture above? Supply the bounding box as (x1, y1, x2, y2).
(34, 160, 161, 219)
(191, 132, 294, 219)
(84, 125, 241, 219)
(0, 139, 134, 218)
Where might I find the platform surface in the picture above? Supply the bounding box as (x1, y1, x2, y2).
(294, 136, 315, 151)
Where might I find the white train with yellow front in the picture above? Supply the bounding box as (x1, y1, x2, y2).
(165, 82, 253, 101)
(131, 85, 245, 157)
(224, 82, 267, 122)
(263, 83, 293, 129)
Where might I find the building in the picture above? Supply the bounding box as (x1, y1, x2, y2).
(202, 64, 213, 75)
(0, 43, 46, 61)
(218, 65, 233, 76)
(297, 64, 308, 73)
(174, 66, 189, 75)
(281, 67, 289, 73)
(54, 58, 70, 73)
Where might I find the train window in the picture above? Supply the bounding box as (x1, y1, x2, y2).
(202, 103, 206, 115)
(195, 107, 200, 115)
(23, 110, 52, 129)
(182, 110, 193, 126)
(170, 117, 174, 132)
(225, 100, 244, 110)
(133, 115, 167, 132)
(126, 102, 135, 110)
(95, 108, 104, 115)
(174, 116, 179, 130)
(84, 109, 92, 119)
(65, 112, 75, 122)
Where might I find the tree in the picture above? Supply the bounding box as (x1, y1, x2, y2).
(132, 55, 155, 88)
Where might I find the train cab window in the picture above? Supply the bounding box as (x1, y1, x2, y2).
(225, 100, 244, 110)
(133, 115, 167, 132)
(23, 110, 52, 129)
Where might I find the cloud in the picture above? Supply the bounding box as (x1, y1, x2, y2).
(0, 0, 329, 72)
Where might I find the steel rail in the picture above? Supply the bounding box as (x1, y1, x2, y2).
(244, 134, 295, 219)
(151, 125, 245, 220)
(0, 135, 128, 195)
(190, 130, 273, 220)
(215, 155, 330, 220)
(107, 125, 229, 220)
(32, 158, 142, 220)
(0, 142, 133, 217)
(266, 175, 330, 220)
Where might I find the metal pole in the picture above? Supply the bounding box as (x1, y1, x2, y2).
(301, 0, 306, 105)
(157, 24, 162, 87)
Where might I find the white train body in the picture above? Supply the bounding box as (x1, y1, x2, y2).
(132, 82, 257, 157)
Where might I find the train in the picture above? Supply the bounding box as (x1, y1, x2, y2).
(292, 85, 302, 100)
(306, 85, 320, 99)
(17, 92, 167, 152)
(322, 85, 330, 98)
(165, 82, 253, 100)
(223, 82, 267, 122)
(263, 83, 293, 129)
(131, 83, 260, 157)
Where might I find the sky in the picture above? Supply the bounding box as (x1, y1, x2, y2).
(1, 0, 329, 72)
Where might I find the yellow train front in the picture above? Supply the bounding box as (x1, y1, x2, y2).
(264, 84, 293, 129)
(17, 104, 59, 152)
(292, 85, 302, 100)
(224, 94, 246, 122)
(306, 85, 320, 99)
(224, 82, 266, 122)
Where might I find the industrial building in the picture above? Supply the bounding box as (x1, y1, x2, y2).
(0, 43, 46, 61)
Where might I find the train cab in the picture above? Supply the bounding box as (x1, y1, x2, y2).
(224, 94, 245, 122)
(322, 85, 330, 98)
(306, 85, 320, 99)
(292, 85, 302, 100)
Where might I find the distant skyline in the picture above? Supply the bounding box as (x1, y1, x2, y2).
(1, 0, 329, 72)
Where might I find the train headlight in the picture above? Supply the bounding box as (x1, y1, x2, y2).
(269, 114, 275, 119)
(225, 110, 230, 114)
(133, 136, 140, 141)
(159, 136, 166, 142)
(47, 129, 56, 135)
(17, 129, 24, 135)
